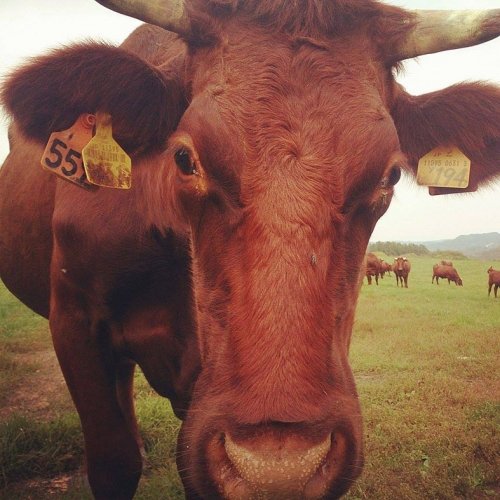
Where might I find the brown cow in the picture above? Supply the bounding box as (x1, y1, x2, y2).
(393, 256, 411, 288)
(488, 266, 500, 297)
(380, 260, 392, 277)
(432, 263, 463, 286)
(365, 252, 383, 285)
(0, 1, 499, 499)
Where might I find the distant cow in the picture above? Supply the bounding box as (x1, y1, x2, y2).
(441, 260, 453, 267)
(393, 257, 411, 288)
(432, 264, 463, 286)
(380, 261, 392, 277)
(488, 267, 500, 297)
(365, 253, 382, 285)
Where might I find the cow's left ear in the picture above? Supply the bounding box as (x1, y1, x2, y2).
(390, 82, 500, 189)
(2, 43, 188, 157)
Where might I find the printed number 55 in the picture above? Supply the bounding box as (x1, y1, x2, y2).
(45, 138, 81, 176)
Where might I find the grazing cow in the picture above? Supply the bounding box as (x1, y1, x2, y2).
(365, 252, 383, 285)
(393, 257, 411, 288)
(380, 260, 392, 277)
(0, 1, 499, 498)
(488, 267, 500, 297)
(432, 264, 463, 286)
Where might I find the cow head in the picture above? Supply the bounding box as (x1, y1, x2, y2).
(394, 256, 408, 272)
(3, 0, 499, 498)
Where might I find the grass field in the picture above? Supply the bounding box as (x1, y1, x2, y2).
(0, 255, 499, 499)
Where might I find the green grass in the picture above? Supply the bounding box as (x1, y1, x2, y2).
(0, 281, 185, 498)
(0, 256, 499, 498)
(0, 414, 83, 486)
(0, 284, 49, 410)
(348, 256, 500, 499)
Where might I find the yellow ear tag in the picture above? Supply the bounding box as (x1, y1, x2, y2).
(417, 146, 471, 189)
(82, 112, 132, 189)
(41, 114, 96, 190)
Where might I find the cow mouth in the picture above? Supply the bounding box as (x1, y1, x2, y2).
(207, 431, 354, 499)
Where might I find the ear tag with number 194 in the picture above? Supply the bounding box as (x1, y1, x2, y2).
(82, 112, 132, 189)
(417, 146, 471, 190)
(40, 114, 96, 189)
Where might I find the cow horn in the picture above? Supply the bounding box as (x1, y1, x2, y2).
(94, 0, 191, 36)
(395, 9, 500, 60)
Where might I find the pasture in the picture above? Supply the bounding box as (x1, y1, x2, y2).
(0, 255, 498, 499)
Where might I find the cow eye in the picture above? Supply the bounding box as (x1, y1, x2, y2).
(174, 148, 197, 175)
(381, 165, 401, 188)
(387, 165, 401, 186)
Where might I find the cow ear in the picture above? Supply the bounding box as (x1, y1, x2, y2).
(390, 83, 500, 189)
(1, 43, 188, 157)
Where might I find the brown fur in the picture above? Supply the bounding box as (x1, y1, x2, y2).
(393, 257, 411, 288)
(432, 264, 463, 286)
(365, 252, 382, 285)
(0, 1, 499, 498)
(391, 83, 500, 189)
(380, 260, 392, 276)
(1, 43, 186, 156)
(488, 266, 500, 297)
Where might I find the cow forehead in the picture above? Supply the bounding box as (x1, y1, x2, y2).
(190, 25, 389, 106)
(178, 30, 400, 197)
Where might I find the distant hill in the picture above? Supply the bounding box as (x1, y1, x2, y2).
(419, 232, 500, 260)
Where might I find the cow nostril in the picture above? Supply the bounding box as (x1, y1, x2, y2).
(304, 432, 349, 498)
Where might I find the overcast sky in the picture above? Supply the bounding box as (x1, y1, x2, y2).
(0, 0, 499, 242)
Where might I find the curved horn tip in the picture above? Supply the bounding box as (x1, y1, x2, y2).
(395, 9, 500, 61)
(94, 0, 191, 36)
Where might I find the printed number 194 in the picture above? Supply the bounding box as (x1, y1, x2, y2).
(428, 165, 468, 187)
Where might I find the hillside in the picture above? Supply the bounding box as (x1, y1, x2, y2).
(369, 232, 500, 260)
(420, 232, 500, 260)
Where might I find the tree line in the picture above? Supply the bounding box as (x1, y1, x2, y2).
(368, 241, 467, 260)
(368, 241, 429, 256)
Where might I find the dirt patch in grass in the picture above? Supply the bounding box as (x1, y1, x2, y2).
(0, 348, 72, 421)
(0, 471, 89, 499)
(0, 346, 87, 497)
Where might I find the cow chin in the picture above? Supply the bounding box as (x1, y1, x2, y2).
(177, 395, 363, 499)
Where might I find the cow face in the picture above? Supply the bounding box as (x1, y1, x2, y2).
(160, 20, 408, 499)
(394, 257, 407, 272)
(95, 2, 499, 498)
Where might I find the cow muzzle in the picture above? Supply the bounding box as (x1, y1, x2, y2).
(207, 424, 359, 499)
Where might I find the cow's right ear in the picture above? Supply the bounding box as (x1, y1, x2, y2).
(1, 43, 188, 157)
(390, 82, 500, 190)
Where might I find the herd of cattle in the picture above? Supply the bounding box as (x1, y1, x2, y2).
(364, 253, 500, 296)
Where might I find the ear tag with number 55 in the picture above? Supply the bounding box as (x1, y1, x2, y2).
(41, 114, 96, 189)
(82, 112, 132, 189)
